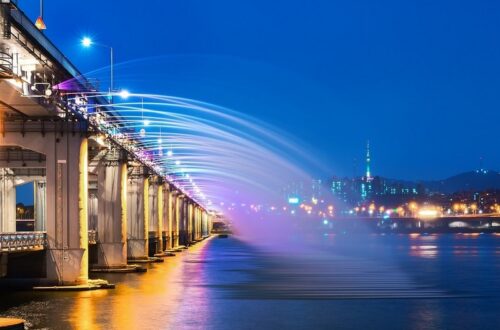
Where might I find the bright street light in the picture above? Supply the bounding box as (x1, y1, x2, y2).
(80, 36, 114, 98)
(118, 89, 130, 99)
(82, 37, 92, 47)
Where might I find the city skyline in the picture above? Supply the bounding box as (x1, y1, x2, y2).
(333, 141, 493, 181)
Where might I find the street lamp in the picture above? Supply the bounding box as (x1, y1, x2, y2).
(81, 36, 114, 98)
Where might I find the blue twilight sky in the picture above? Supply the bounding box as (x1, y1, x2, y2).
(21, 0, 500, 180)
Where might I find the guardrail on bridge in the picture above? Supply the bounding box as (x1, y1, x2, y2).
(0, 231, 46, 252)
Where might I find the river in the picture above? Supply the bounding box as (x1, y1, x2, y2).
(1, 233, 499, 329)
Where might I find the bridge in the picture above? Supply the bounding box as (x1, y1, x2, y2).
(322, 216, 500, 234)
(0, 1, 213, 287)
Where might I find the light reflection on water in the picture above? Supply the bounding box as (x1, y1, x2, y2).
(0, 234, 499, 329)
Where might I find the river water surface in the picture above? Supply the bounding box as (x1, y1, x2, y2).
(1, 233, 499, 329)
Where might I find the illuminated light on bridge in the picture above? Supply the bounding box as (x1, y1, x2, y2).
(118, 89, 130, 99)
(417, 206, 442, 219)
(81, 36, 93, 47)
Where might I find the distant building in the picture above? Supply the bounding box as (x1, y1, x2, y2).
(331, 142, 424, 208)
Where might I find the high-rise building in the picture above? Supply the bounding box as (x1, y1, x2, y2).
(366, 140, 372, 182)
(361, 140, 373, 200)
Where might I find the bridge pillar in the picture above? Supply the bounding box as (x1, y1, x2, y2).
(0, 170, 16, 232)
(201, 210, 208, 237)
(197, 208, 203, 239)
(193, 206, 198, 241)
(96, 162, 128, 268)
(161, 184, 169, 251)
(187, 202, 192, 244)
(184, 199, 189, 245)
(208, 212, 213, 234)
(165, 188, 173, 250)
(192, 206, 197, 241)
(34, 181, 46, 231)
(126, 175, 149, 260)
(148, 178, 162, 255)
(191, 204, 197, 241)
(173, 193, 180, 248)
(0, 131, 89, 285)
(156, 182, 164, 254)
(45, 135, 89, 285)
(179, 197, 187, 246)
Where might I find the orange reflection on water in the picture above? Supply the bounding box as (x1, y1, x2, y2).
(457, 233, 481, 239)
(68, 290, 109, 330)
(67, 238, 214, 329)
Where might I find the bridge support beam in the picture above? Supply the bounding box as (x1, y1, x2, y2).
(156, 182, 164, 254)
(160, 184, 169, 251)
(0, 170, 16, 232)
(148, 178, 162, 256)
(0, 132, 89, 285)
(187, 201, 192, 244)
(165, 188, 173, 250)
(34, 181, 46, 231)
(179, 197, 187, 246)
(96, 162, 128, 268)
(202, 209, 207, 238)
(197, 207, 202, 240)
(127, 175, 149, 260)
(172, 194, 179, 248)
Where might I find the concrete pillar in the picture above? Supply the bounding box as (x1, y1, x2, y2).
(197, 208, 202, 239)
(174, 195, 181, 247)
(166, 189, 173, 250)
(45, 135, 89, 285)
(199, 210, 203, 238)
(127, 176, 149, 260)
(148, 178, 162, 255)
(178, 197, 186, 246)
(201, 210, 205, 237)
(157, 182, 164, 253)
(193, 206, 197, 240)
(96, 162, 127, 268)
(88, 191, 98, 231)
(186, 202, 192, 243)
(0, 132, 89, 285)
(161, 185, 169, 251)
(183, 199, 190, 246)
(34, 181, 46, 231)
(0, 169, 16, 232)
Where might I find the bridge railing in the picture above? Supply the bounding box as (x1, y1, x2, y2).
(0, 231, 46, 252)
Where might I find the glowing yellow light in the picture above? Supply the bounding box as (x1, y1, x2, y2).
(35, 16, 46, 30)
(417, 207, 440, 219)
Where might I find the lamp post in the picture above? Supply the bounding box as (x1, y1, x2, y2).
(81, 37, 114, 99)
